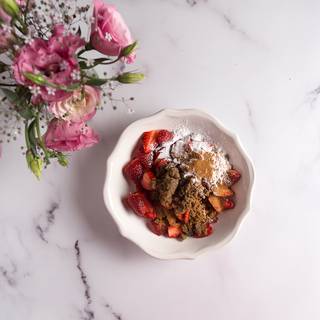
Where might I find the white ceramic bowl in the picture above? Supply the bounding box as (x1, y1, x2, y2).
(103, 109, 254, 260)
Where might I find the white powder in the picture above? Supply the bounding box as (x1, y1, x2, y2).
(155, 125, 231, 186)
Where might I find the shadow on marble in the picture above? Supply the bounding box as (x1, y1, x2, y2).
(72, 124, 150, 261)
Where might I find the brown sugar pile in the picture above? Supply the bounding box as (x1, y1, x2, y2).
(152, 158, 221, 239)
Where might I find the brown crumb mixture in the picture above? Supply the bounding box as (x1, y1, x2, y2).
(153, 160, 220, 239)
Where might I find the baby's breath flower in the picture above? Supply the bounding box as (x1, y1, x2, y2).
(29, 86, 41, 96)
(86, 59, 94, 67)
(71, 70, 81, 81)
(105, 32, 112, 42)
(59, 61, 68, 71)
(24, 35, 33, 45)
(46, 87, 56, 96)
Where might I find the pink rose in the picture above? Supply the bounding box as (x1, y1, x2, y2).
(90, 0, 135, 63)
(49, 85, 100, 122)
(0, 8, 11, 24)
(12, 24, 85, 103)
(44, 119, 99, 152)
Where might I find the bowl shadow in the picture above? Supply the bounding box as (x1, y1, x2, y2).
(72, 123, 149, 260)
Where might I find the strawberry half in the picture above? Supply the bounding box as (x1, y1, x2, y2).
(168, 225, 182, 238)
(141, 170, 156, 191)
(222, 198, 235, 210)
(157, 130, 173, 144)
(228, 169, 241, 184)
(127, 192, 156, 219)
(142, 130, 158, 153)
(147, 220, 167, 236)
(139, 152, 154, 169)
(153, 158, 169, 170)
(123, 158, 144, 183)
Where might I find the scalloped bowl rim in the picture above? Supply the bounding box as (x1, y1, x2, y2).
(103, 108, 255, 259)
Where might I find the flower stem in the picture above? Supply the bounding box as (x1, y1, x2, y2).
(35, 112, 50, 164)
(24, 121, 31, 149)
(0, 83, 17, 87)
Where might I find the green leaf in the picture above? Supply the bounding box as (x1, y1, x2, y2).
(57, 153, 68, 167)
(1, 87, 35, 119)
(0, 0, 20, 18)
(59, 82, 81, 92)
(28, 119, 38, 156)
(116, 72, 144, 84)
(79, 57, 112, 70)
(23, 72, 46, 85)
(85, 77, 108, 86)
(16, 104, 34, 119)
(1, 88, 19, 104)
(120, 41, 138, 58)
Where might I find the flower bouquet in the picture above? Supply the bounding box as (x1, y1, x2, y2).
(0, 0, 143, 178)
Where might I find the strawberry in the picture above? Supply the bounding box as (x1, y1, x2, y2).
(141, 170, 156, 191)
(146, 220, 167, 236)
(228, 169, 241, 184)
(176, 210, 190, 223)
(142, 130, 158, 153)
(208, 196, 224, 213)
(139, 152, 154, 169)
(212, 184, 234, 197)
(157, 130, 173, 144)
(205, 224, 213, 236)
(132, 141, 144, 158)
(176, 213, 184, 221)
(168, 225, 182, 238)
(222, 198, 235, 210)
(127, 192, 156, 219)
(153, 158, 169, 169)
(123, 158, 143, 183)
(184, 210, 190, 223)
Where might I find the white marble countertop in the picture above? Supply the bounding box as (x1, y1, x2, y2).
(1, 0, 320, 319)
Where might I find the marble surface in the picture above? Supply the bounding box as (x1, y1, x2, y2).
(1, 0, 320, 319)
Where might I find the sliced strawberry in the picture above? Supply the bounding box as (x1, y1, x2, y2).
(157, 130, 173, 144)
(127, 192, 156, 219)
(205, 224, 213, 236)
(123, 158, 143, 183)
(146, 220, 167, 236)
(168, 225, 182, 238)
(139, 152, 154, 169)
(141, 170, 156, 191)
(228, 169, 241, 184)
(176, 212, 184, 221)
(132, 141, 144, 158)
(153, 158, 169, 169)
(142, 130, 158, 153)
(212, 184, 234, 197)
(208, 196, 224, 213)
(222, 198, 235, 210)
(184, 210, 190, 223)
(176, 210, 190, 223)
